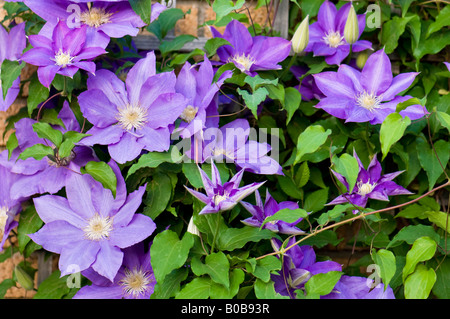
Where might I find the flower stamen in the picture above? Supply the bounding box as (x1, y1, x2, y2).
(116, 104, 148, 131)
(356, 91, 382, 112)
(357, 181, 377, 196)
(0, 206, 9, 239)
(180, 105, 198, 123)
(83, 213, 113, 241)
(230, 53, 256, 72)
(80, 7, 113, 28)
(323, 30, 345, 48)
(53, 49, 74, 68)
(119, 267, 154, 298)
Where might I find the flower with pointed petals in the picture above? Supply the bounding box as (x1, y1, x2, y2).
(24, 0, 146, 49)
(305, 1, 372, 65)
(78, 51, 188, 164)
(271, 237, 342, 298)
(20, 20, 107, 88)
(174, 56, 232, 139)
(0, 151, 28, 251)
(185, 161, 265, 215)
(322, 275, 395, 299)
(313, 49, 426, 124)
(328, 150, 413, 211)
(186, 118, 283, 175)
(211, 19, 291, 76)
(73, 242, 156, 299)
(241, 189, 305, 235)
(8, 101, 97, 200)
(28, 160, 156, 282)
(0, 22, 26, 112)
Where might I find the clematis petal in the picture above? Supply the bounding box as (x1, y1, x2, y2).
(66, 173, 97, 219)
(91, 241, 123, 282)
(78, 89, 119, 128)
(138, 126, 171, 153)
(380, 72, 419, 101)
(80, 125, 124, 146)
(33, 195, 85, 228)
(126, 51, 156, 106)
(317, 0, 338, 34)
(314, 71, 355, 99)
(112, 185, 146, 226)
(37, 64, 60, 88)
(86, 69, 128, 108)
(108, 132, 145, 164)
(361, 49, 393, 95)
(110, 214, 156, 249)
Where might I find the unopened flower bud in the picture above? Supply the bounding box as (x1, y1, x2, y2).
(344, 5, 359, 45)
(187, 216, 201, 237)
(291, 15, 309, 54)
(14, 265, 34, 291)
(356, 51, 369, 69)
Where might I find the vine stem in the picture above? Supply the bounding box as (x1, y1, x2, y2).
(255, 179, 450, 261)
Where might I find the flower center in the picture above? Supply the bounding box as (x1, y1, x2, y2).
(0, 206, 9, 238)
(80, 7, 113, 28)
(180, 105, 198, 123)
(116, 104, 148, 131)
(230, 53, 256, 72)
(119, 267, 154, 298)
(356, 91, 381, 111)
(211, 148, 235, 159)
(213, 194, 228, 206)
(357, 181, 377, 196)
(323, 31, 345, 48)
(83, 213, 113, 241)
(53, 49, 74, 68)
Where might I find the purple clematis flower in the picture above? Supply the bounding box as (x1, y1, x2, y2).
(290, 65, 325, 101)
(24, 0, 146, 49)
(444, 62, 450, 72)
(241, 189, 305, 235)
(20, 20, 107, 88)
(313, 49, 426, 124)
(305, 1, 372, 65)
(184, 161, 265, 215)
(78, 51, 188, 164)
(8, 101, 97, 200)
(187, 118, 283, 175)
(0, 151, 28, 251)
(0, 22, 26, 112)
(28, 160, 156, 282)
(73, 242, 156, 299)
(271, 237, 342, 299)
(174, 56, 232, 139)
(328, 150, 413, 210)
(321, 275, 395, 299)
(211, 19, 291, 76)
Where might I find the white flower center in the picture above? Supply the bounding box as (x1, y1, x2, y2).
(0, 206, 9, 239)
(180, 105, 198, 123)
(53, 49, 74, 68)
(116, 104, 148, 131)
(83, 213, 113, 241)
(356, 91, 381, 111)
(213, 194, 228, 206)
(119, 267, 153, 298)
(357, 181, 377, 196)
(211, 148, 235, 159)
(323, 30, 345, 48)
(80, 7, 113, 28)
(230, 53, 256, 72)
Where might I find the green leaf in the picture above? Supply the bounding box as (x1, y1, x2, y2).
(127, 146, 182, 178)
(373, 249, 396, 289)
(6, 131, 18, 160)
(294, 161, 309, 188)
(191, 252, 230, 288)
(176, 277, 211, 299)
(1, 59, 25, 99)
(237, 87, 269, 119)
(387, 224, 440, 249)
(142, 172, 173, 220)
(82, 161, 117, 198)
(402, 236, 437, 282)
(260, 207, 308, 229)
(217, 226, 274, 251)
(416, 139, 450, 191)
(426, 5, 450, 37)
(58, 131, 90, 158)
(0, 279, 16, 299)
(32, 122, 63, 148)
(204, 37, 231, 57)
(429, 257, 450, 299)
(27, 75, 49, 116)
(277, 174, 303, 199)
(436, 111, 450, 134)
(294, 125, 331, 165)
(210, 268, 245, 299)
(254, 278, 289, 299)
(395, 97, 422, 113)
(304, 188, 329, 213)
(152, 268, 189, 299)
(380, 113, 411, 160)
(17, 205, 43, 256)
(332, 153, 359, 193)
(33, 270, 71, 299)
(212, 0, 245, 22)
(250, 256, 281, 283)
(244, 74, 278, 91)
(425, 211, 450, 233)
(380, 15, 416, 54)
(18, 144, 54, 161)
(284, 87, 301, 125)
(404, 264, 436, 299)
(305, 271, 342, 296)
(159, 34, 197, 56)
(148, 8, 186, 40)
(128, 0, 152, 25)
(151, 230, 195, 283)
